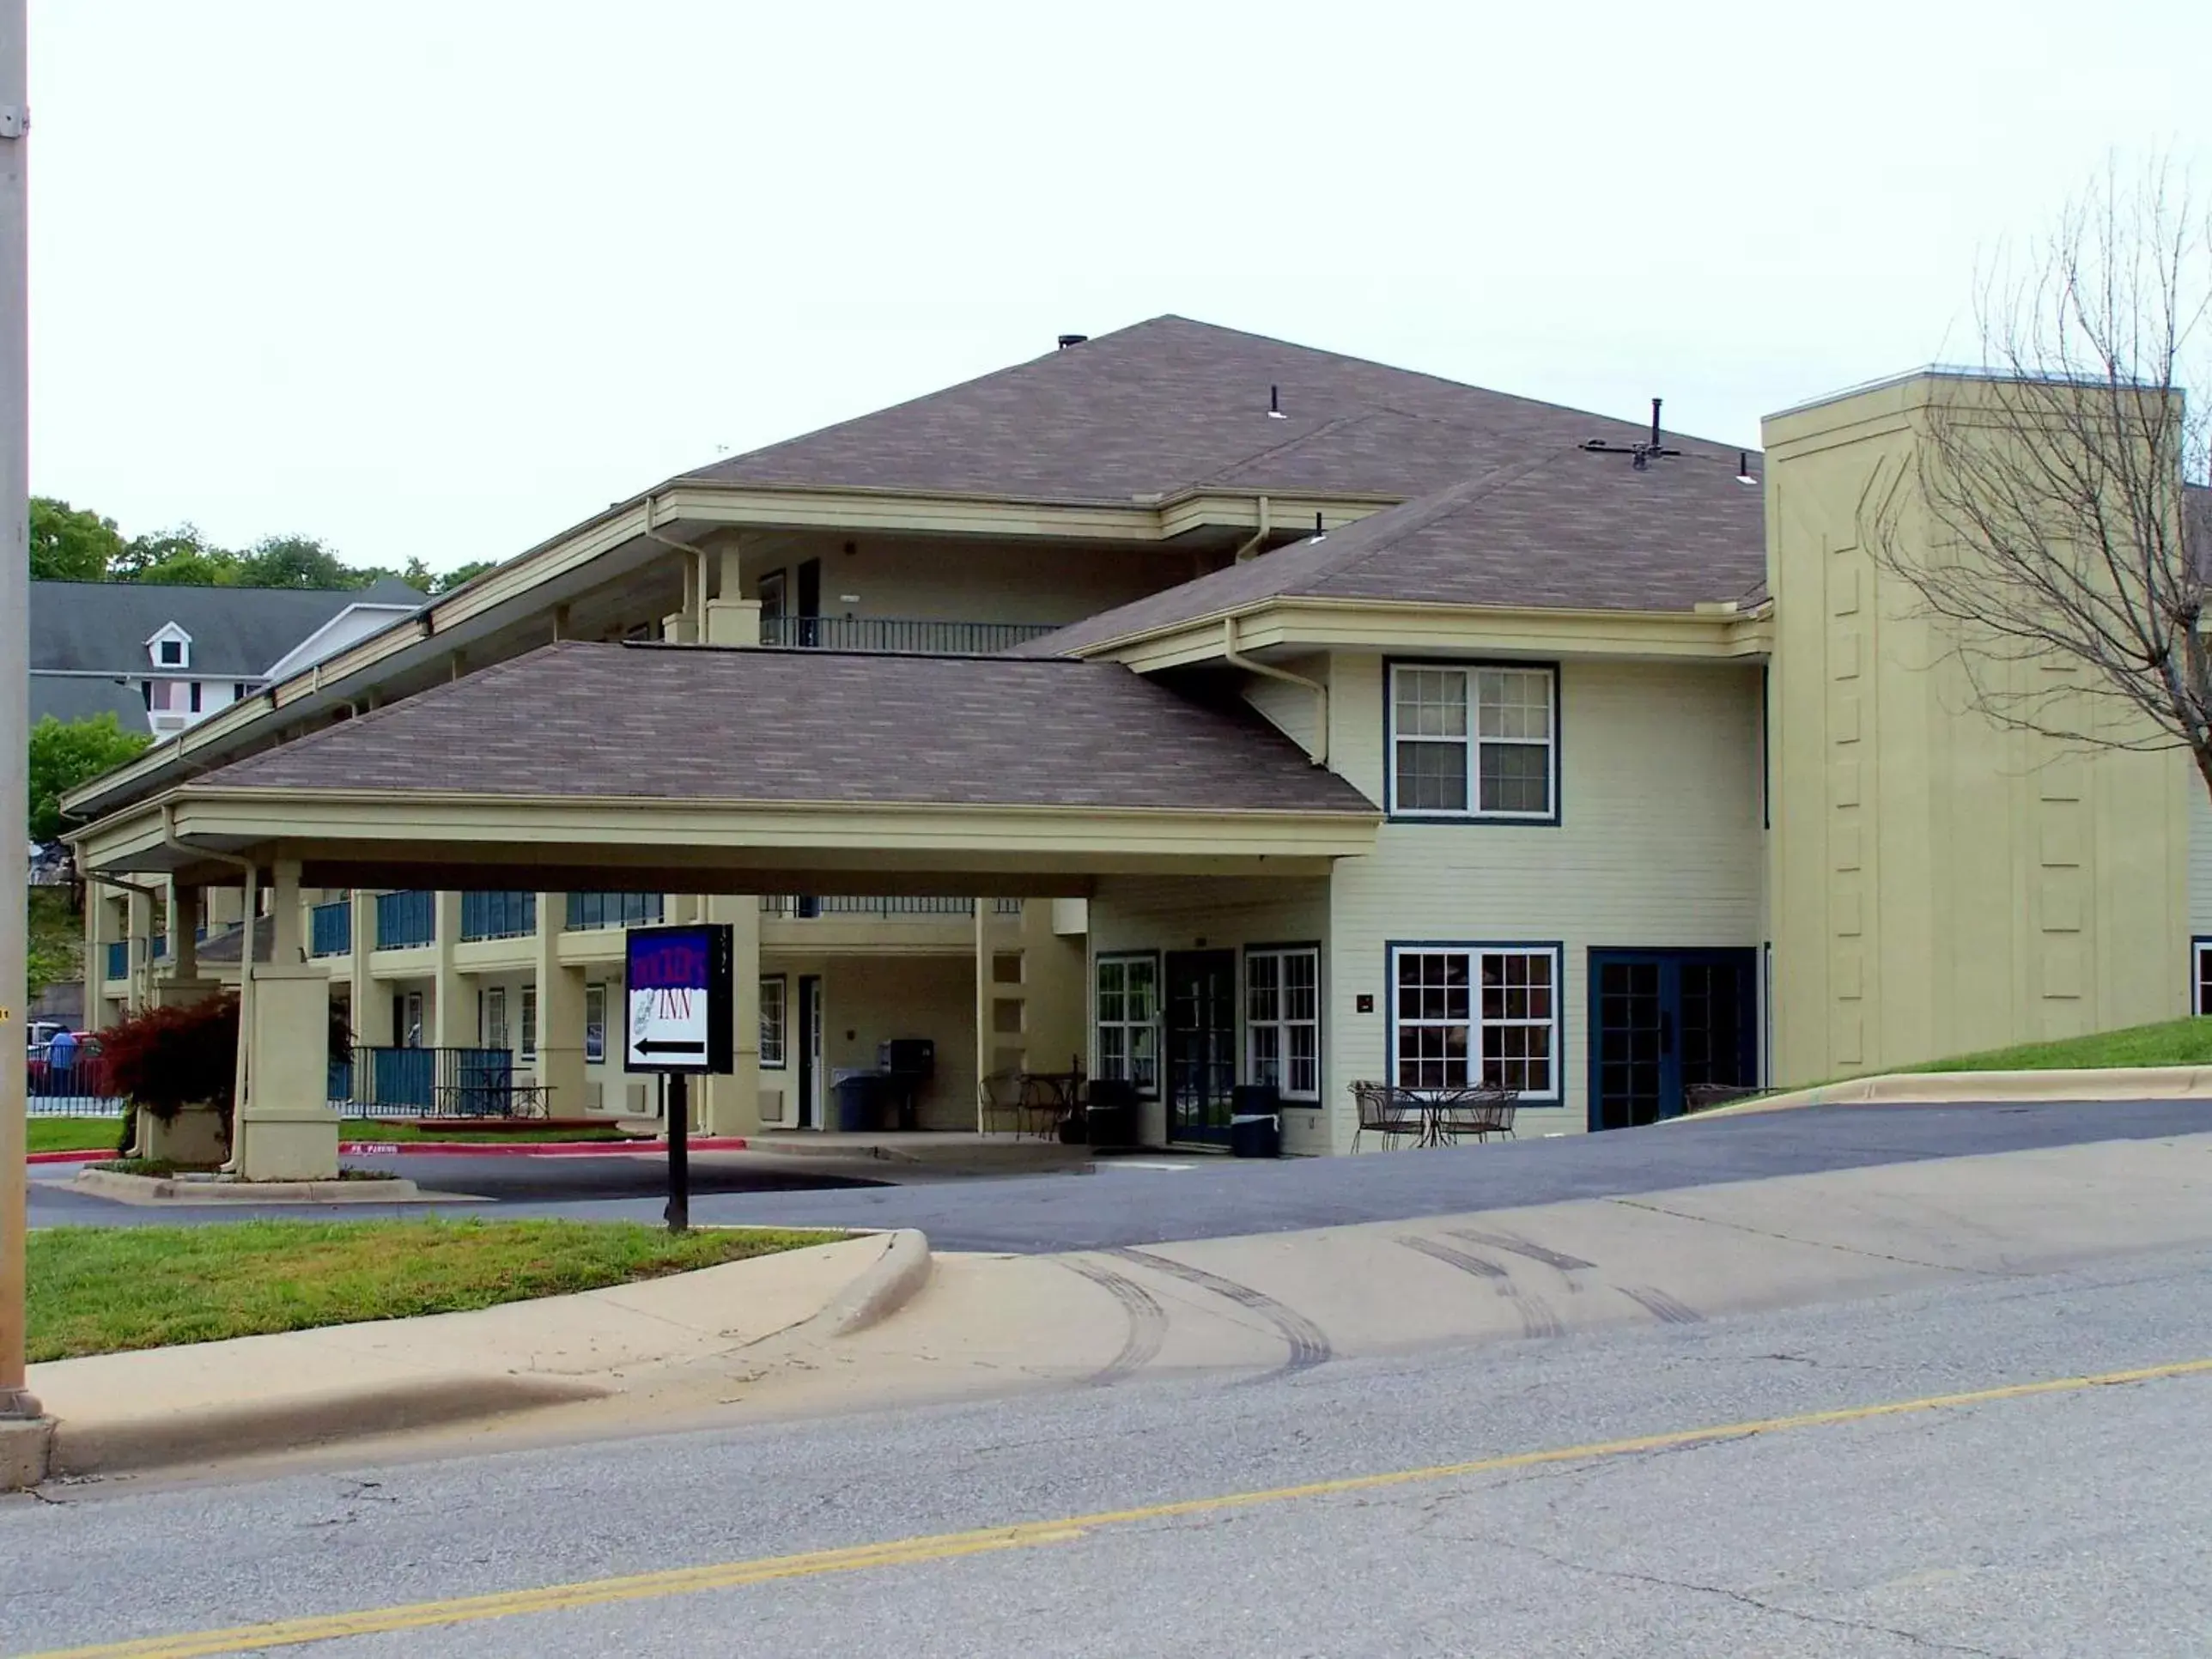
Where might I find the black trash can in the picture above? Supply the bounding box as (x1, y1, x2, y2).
(833, 1073, 883, 1133)
(1229, 1113, 1281, 1158)
(1085, 1079, 1139, 1150)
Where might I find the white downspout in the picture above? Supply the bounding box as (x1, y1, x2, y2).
(166, 804, 256, 1172)
(640, 495, 710, 640)
(1232, 495, 1272, 563)
(1223, 614, 1328, 767)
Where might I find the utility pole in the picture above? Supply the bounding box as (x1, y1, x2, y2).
(0, 0, 35, 1425)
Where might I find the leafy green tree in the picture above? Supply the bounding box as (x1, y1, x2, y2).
(431, 558, 497, 593)
(110, 524, 244, 586)
(234, 533, 356, 589)
(28, 713, 152, 843)
(29, 496, 126, 580)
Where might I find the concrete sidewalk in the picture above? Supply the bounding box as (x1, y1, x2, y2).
(17, 1229, 928, 1485)
(1702, 1062, 2212, 1116)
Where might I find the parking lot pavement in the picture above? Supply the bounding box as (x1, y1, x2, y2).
(26, 1097, 2211, 1247)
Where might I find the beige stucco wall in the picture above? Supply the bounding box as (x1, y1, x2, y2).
(757, 954, 980, 1131)
(1087, 874, 1333, 1153)
(1323, 651, 1767, 1145)
(1763, 374, 2191, 1084)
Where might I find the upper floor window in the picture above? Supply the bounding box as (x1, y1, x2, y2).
(148, 624, 191, 669)
(1388, 663, 1558, 821)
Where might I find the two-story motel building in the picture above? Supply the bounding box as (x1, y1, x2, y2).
(63, 319, 2198, 1177)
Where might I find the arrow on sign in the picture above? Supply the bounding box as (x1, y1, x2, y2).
(636, 1039, 708, 1056)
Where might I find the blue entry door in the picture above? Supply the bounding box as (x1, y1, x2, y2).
(1588, 949, 1757, 1131)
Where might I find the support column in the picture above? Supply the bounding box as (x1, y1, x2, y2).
(82, 890, 115, 1031)
(348, 890, 375, 1047)
(431, 890, 467, 1048)
(701, 894, 762, 1136)
(534, 893, 587, 1121)
(125, 888, 153, 1015)
(234, 860, 341, 1181)
(149, 884, 222, 1010)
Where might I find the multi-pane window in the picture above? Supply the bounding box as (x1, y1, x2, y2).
(585, 985, 605, 1064)
(760, 975, 787, 1069)
(1389, 664, 1557, 818)
(1391, 946, 1559, 1098)
(483, 986, 509, 1052)
(1246, 947, 1321, 1101)
(2197, 942, 2212, 1017)
(1096, 954, 1161, 1097)
(520, 988, 538, 1060)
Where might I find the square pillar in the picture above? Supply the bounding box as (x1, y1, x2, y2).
(431, 890, 468, 1047)
(125, 889, 154, 1013)
(348, 890, 375, 1047)
(534, 893, 588, 1121)
(700, 894, 763, 1136)
(149, 884, 222, 1010)
(83, 890, 115, 1031)
(233, 862, 339, 1180)
(704, 597, 761, 647)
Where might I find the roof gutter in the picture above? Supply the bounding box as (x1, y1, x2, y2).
(1232, 495, 1272, 563)
(1223, 614, 1327, 767)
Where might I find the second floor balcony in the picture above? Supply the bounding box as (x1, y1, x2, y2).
(759, 615, 1057, 655)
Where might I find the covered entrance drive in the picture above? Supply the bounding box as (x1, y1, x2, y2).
(65, 642, 1378, 1178)
(1587, 948, 1759, 1131)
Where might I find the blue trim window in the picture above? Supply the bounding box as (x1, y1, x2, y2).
(1387, 663, 1558, 820)
(1389, 944, 1561, 1100)
(2195, 939, 2212, 1017)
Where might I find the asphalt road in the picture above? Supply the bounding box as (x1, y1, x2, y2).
(27, 1097, 2212, 1248)
(7, 1239, 2211, 1656)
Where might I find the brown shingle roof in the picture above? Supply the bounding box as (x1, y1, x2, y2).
(196, 642, 1376, 817)
(685, 315, 1749, 504)
(1017, 446, 1770, 654)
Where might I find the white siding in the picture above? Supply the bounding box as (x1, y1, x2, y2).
(2191, 782, 2212, 939)
(1325, 653, 1765, 1146)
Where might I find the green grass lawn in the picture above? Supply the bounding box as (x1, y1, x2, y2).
(1900, 1016, 2212, 1074)
(24, 1117, 646, 1155)
(27, 1218, 840, 1363)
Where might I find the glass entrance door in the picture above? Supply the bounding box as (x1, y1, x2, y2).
(1589, 949, 1757, 1131)
(1165, 950, 1237, 1145)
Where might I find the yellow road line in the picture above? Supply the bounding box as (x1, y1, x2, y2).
(24, 1355, 2212, 1659)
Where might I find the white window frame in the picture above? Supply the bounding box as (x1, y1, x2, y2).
(483, 985, 508, 1053)
(1388, 944, 1562, 1102)
(584, 984, 606, 1064)
(1095, 951, 1161, 1099)
(1386, 662, 1559, 821)
(1245, 945, 1321, 1103)
(760, 975, 787, 1069)
(520, 987, 538, 1060)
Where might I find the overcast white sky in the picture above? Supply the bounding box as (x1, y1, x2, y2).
(26, 1, 2212, 576)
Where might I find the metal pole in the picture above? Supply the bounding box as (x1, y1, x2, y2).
(664, 1072, 689, 1235)
(0, 0, 35, 1420)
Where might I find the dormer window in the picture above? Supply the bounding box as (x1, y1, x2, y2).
(147, 623, 192, 670)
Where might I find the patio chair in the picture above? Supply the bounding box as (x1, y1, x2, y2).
(1351, 1080, 1425, 1152)
(1435, 1087, 1519, 1144)
(976, 1069, 1025, 1137)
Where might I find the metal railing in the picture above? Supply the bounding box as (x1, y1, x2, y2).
(330, 1046, 521, 1117)
(758, 616, 1057, 655)
(460, 890, 536, 941)
(27, 1046, 125, 1116)
(375, 890, 434, 950)
(567, 891, 665, 930)
(761, 895, 976, 918)
(309, 899, 352, 957)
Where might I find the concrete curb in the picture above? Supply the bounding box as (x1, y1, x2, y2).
(1696, 1064, 2212, 1118)
(27, 1148, 111, 1165)
(2, 1417, 54, 1491)
(71, 1168, 431, 1205)
(337, 1137, 749, 1158)
(45, 1374, 610, 1481)
(802, 1228, 933, 1338)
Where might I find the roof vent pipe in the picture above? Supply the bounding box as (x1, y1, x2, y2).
(1650, 397, 1662, 448)
(1737, 452, 1758, 485)
(1268, 385, 1286, 420)
(1057, 334, 1088, 349)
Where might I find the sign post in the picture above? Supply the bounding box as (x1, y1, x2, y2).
(623, 923, 734, 1235)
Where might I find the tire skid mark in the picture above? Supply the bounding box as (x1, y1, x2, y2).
(1059, 1257, 1170, 1384)
(1395, 1233, 1510, 1282)
(1620, 1285, 1704, 1326)
(1448, 1226, 1596, 1275)
(1505, 1285, 1564, 1340)
(1105, 1248, 1334, 1375)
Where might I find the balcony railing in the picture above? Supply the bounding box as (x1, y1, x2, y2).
(567, 891, 665, 931)
(460, 890, 536, 941)
(330, 1046, 521, 1118)
(104, 940, 126, 980)
(762, 895, 975, 918)
(376, 890, 435, 950)
(759, 615, 1057, 655)
(309, 899, 352, 957)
